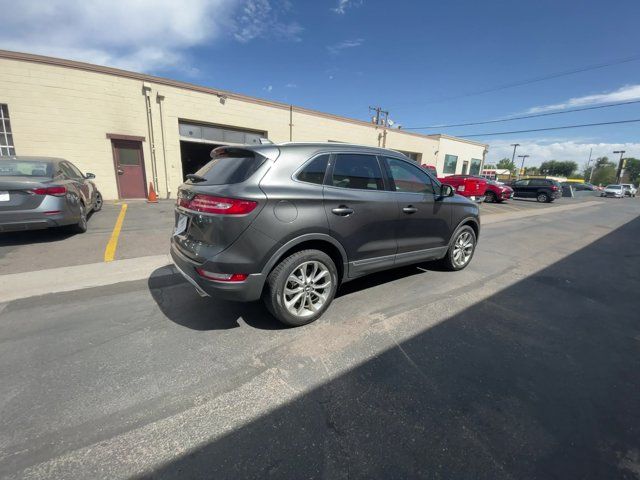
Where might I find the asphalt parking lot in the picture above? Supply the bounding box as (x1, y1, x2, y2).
(0, 200, 175, 274)
(0, 195, 605, 275)
(1, 198, 639, 479)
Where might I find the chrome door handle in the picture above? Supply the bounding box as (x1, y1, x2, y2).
(402, 206, 418, 214)
(331, 206, 354, 216)
(117, 169, 124, 175)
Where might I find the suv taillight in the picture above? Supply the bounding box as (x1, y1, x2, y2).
(179, 194, 258, 215)
(30, 186, 67, 196)
(551, 185, 559, 191)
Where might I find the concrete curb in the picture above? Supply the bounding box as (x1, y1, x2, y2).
(0, 254, 174, 303)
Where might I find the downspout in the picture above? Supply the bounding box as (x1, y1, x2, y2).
(156, 93, 170, 198)
(142, 84, 159, 194)
(289, 105, 293, 141)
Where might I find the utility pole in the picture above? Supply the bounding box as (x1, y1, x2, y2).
(510, 143, 520, 180)
(369, 106, 390, 147)
(613, 150, 626, 183)
(586, 147, 594, 183)
(517, 154, 529, 180)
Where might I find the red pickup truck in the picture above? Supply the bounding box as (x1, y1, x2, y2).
(437, 175, 487, 203)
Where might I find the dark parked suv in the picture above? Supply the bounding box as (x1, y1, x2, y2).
(510, 178, 562, 202)
(171, 143, 480, 326)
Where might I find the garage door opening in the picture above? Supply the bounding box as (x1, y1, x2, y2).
(178, 121, 267, 180)
(180, 141, 220, 180)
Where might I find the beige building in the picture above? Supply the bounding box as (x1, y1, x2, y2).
(0, 50, 488, 200)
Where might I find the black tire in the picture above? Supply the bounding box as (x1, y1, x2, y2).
(68, 203, 88, 234)
(536, 192, 550, 203)
(263, 249, 338, 327)
(93, 191, 103, 212)
(439, 225, 477, 271)
(485, 191, 497, 203)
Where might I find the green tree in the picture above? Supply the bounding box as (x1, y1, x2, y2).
(591, 165, 617, 186)
(624, 158, 640, 185)
(496, 158, 516, 172)
(524, 166, 540, 175)
(587, 157, 617, 185)
(539, 160, 578, 177)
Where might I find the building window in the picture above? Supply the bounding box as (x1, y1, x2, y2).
(0, 104, 16, 156)
(470, 158, 482, 175)
(443, 154, 458, 174)
(397, 150, 422, 163)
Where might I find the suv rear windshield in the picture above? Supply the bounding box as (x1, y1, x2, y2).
(190, 148, 266, 185)
(0, 160, 53, 177)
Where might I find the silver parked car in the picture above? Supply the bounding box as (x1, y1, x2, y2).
(0, 156, 102, 233)
(621, 184, 637, 197)
(601, 184, 625, 198)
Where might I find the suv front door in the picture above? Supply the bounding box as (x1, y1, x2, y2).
(512, 179, 531, 198)
(323, 153, 398, 277)
(383, 157, 451, 263)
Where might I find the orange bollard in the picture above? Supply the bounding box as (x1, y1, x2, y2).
(147, 182, 158, 203)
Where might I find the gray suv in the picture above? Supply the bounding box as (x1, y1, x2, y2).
(171, 143, 480, 326)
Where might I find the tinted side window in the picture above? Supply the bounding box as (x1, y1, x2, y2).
(529, 179, 547, 187)
(385, 157, 434, 194)
(296, 154, 329, 185)
(332, 154, 384, 191)
(66, 162, 84, 179)
(60, 162, 81, 179)
(514, 180, 529, 186)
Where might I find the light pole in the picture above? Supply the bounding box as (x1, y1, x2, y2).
(510, 143, 520, 179)
(613, 150, 625, 183)
(517, 154, 529, 179)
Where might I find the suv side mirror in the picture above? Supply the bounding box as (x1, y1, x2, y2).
(85, 172, 96, 179)
(440, 184, 455, 197)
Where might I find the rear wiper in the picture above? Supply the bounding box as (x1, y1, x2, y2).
(186, 174, 207, 183)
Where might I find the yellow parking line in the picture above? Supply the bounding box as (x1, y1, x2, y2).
(104, 203, 128, 262)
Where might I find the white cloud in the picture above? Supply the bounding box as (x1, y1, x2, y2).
(327, 38, 364, 55)
(331, 0, 362, 14)
(526, 84, 640, 114)
(264, 85, 273, 92)
(233, 0, 303, 43)
(0, 0, 302, 72)
(487, 139, 640, 166)
(285, 83, 297, 88)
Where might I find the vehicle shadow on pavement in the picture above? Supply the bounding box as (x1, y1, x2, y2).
(141, 217, 640, 479)
(336, 261, 445, 298)
(147, 271, 282, 331)
(0, 211, 99, 246)
(149, 262, 445, 331)
(0, 228, 75, 246)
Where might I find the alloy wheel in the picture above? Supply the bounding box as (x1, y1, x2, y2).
(452, 231, 474, 268)
(283, 261, 332, 318)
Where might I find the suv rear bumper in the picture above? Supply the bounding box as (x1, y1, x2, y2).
(170, 240, 266, 302)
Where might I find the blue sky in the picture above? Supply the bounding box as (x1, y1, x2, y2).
(2, 0, 639, 165)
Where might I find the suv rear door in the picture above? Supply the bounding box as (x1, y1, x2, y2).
(323, 153, 398, 277)
(383, 156, 451, 261)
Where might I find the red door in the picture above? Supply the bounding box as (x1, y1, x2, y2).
(112, 140, 146, 198)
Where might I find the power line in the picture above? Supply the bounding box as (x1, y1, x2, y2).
(410, 53, 640, 105)
(458, 119, 640, 138)
(402, 99, 640, 130)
